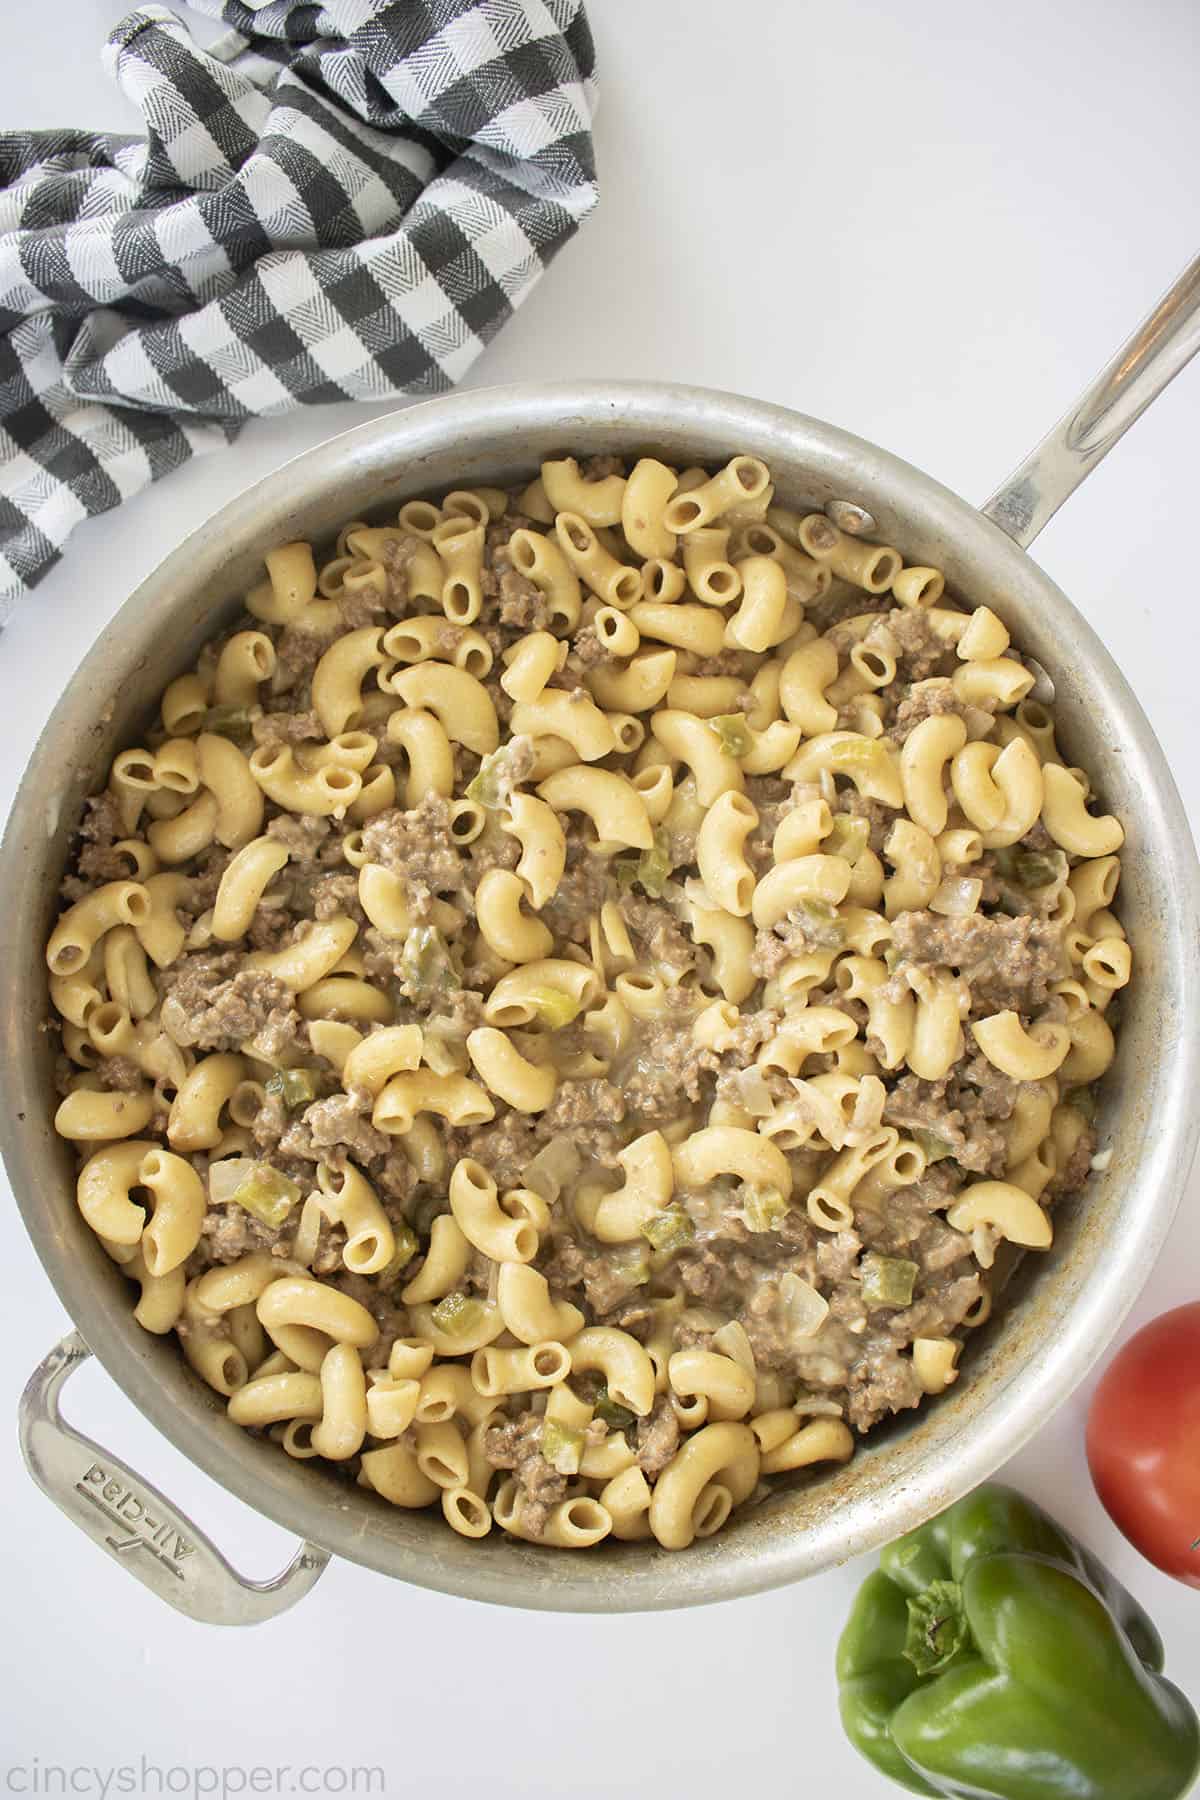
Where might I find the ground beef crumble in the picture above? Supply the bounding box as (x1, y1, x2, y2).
(159, 956, 305, 1059)
(301, 1094, 391, 1167)
(252, 709, 323, 750)
(636, 1397, 680, 1476)
(498, 569, 552, 629)
(890, 679, 974, 743)
(889, 909, 1066, 1015)
(265, 813, 334, 865)
(360, 795, 467, 898)
(483, 1414, 566, 1538)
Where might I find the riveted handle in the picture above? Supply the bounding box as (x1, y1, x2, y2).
(983, 253, 1200, 548)
(18, 1331, 330, 1625)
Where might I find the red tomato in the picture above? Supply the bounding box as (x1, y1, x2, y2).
(1087, 1301, 1200, 1588)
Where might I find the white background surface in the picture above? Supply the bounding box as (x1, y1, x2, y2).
(2, 0, 1199, 1791)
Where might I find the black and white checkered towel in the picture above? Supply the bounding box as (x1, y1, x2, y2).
(0, 0, 598, 615)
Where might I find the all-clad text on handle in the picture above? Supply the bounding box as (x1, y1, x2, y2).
(18, 1331, 330, 1625)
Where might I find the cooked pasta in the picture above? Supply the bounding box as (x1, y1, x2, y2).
(48, 449, 1127, 1553)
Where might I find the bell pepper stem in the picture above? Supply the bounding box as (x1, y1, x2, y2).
(904, 1578, 972, 1676)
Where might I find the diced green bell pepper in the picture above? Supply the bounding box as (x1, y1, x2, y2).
(230, 1166, 299, 1227)
(264, 1067, 318, 1109)
(430, 1292, 483, 1338)
(593, 1385, 636, 1432)
(859, 1253, 918, 1309)
(540, 1419, 583, 1475)
(707, 713, 753, 757)
(640, 1207, 695, 1253)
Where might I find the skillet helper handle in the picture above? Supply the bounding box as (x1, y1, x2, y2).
(18, 1330, 330, 1625)
(983, 252, 1200, 548)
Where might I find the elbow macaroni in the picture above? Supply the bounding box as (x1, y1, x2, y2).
(50, 447, 1129, 1559)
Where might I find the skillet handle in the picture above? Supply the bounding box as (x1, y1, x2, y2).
(18, 1331, 330, 1625)
(983, 252, 1200, 548)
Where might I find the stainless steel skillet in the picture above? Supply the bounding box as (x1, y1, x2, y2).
(3, 256, 1199, 1621)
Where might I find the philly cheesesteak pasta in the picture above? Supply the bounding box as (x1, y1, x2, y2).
(47, 451, 1129, 1552)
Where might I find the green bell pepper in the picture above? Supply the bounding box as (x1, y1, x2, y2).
(837, 1483, 1200, 1800)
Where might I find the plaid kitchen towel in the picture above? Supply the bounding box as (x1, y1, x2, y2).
(0, 0, 598, 616)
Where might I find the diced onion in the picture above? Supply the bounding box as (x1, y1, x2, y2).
(784, 1078, 848, 1150)
(728, 1066, 776, 1118)
(792, 1394, 844, 1419)
(1091, 1147, 1113, 1172)
(421, 1017, 470, 1074)
(778, 1272, 830, 1337)
(524, 1138, 581, 1203)
(824, 816, 870, 862)
(207, 1157, 262, 1206)
(930, 876, 983, 917)
(207, 1155, 299, 1227)
(712, 1319, 756, 1373)
(610, 1244, 652, 1287)
(848, 1074, 886, 1138)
